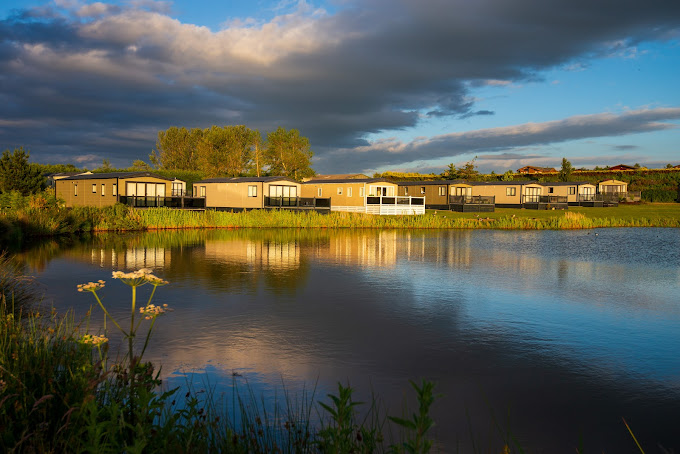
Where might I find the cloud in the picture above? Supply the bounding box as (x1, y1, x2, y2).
(315, 108, 680, 171)
(0, 0, 679, 168)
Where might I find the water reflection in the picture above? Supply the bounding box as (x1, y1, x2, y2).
(16, 228, 680, 452)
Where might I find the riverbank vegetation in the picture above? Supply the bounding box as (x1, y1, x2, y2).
(0, 262, 458, 453)
(1, 191, 679, 247)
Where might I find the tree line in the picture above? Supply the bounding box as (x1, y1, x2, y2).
(149, 126, 315, 180)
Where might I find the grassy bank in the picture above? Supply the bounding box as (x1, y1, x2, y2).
(1, 192, 679, 245)
(0, 265, 482, 454)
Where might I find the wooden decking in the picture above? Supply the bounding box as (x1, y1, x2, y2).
(449, 195, 495, 212)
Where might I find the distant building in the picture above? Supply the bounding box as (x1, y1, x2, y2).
(609, 164, 636, 171)
(516, 166, 557, 174)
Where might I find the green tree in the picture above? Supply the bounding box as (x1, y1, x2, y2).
(100, 159, 113, 171)
(0, 147, 45, 195)
(264, 127, 315, 180)
(131, 160, 151, 171)
(501, 170, 514, 181)
(558, 157, 573, 182)
(152, 127, 204, 170)
(442, 163, 459, 180)
(458, 156, 480, 181)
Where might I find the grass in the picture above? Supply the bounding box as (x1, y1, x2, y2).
(1, 191, 679, 251)
(1, 262, 449, 453)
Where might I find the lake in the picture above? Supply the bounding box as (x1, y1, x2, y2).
(16, 227, 680, 453)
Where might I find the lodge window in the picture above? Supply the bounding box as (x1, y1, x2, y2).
(360, 187, 364, 197)
(569, 187, 576, 195)
(348, 187, 352, 197)
(420, 187, 426, 194)
(404, 187, 409, 195)
(438, 186, 445, 196)
(74, 184, 78, 196)
(318, 187, 323, 197)
(200, 186, 206, 197)
(337, 187, 343, 195)
(506, 187, 516, 196)
(101, 184, 105, 196)
(112, 184, 117, 196)
(548, 187, 554, 194)
(92, 184, 97, 193)
(248, 185, 257, 197)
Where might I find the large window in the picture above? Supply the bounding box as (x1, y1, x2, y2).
(126, 182, 167, 197)
(506, 187, 516, 196)
(248, 185, 257, 197)
(269, 185, 297, 198)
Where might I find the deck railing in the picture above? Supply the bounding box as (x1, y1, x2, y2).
(449, 195, 495, 205)
(366, 196, 425, 206)
(264, 196, 331, 208)
(119, 195, 206, 208)
(522, 195, 568, 204)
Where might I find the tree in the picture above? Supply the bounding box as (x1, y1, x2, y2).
(100, 159, 113, 171)
(131, 160, 151, 171)
(0, 147, 45, 195)
(442, 163, 459, 180)
(152, 127, 204, 170)
(264, 127, 315, 180)
(501, 170, 514, 181)
(558, 157, 573, 182)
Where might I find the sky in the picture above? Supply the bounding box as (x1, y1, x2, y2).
(1, 0, 679, 174)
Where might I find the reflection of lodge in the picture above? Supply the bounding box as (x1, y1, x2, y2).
(313, 231, 398, 267)
(87, 247, 170, 269)
(204, 240, 300, 271)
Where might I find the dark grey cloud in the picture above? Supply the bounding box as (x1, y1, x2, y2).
(314, 108, 680, 172)
(612, 144, 640, 150)
(0, 0, 679, 171)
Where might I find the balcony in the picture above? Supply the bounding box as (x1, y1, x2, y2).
(118, 195, 206, 209)
(522, 195, 568, 210)
(365, 196, 425, 215)
(264, 196, 331, 210)
(449, 195, 495, 212)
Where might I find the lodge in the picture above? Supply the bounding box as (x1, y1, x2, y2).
(54, 172, 200, 208)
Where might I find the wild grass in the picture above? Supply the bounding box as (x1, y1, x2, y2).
(2, 191, 679, 247)
(1, 265, 449, 453)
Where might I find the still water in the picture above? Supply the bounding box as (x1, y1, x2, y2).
(17, 228, 680, 453)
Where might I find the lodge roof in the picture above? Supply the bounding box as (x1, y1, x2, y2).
(396, 179, 466, 186)
(540, 181, 593, 186)
(195, 176, 299, 184)
(468, 180, 539, 186)
(302, 178, 394, 184)
(59, 172, 177, 181)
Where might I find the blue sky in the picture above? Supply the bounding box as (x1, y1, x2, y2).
(1, 0, 679, 174)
